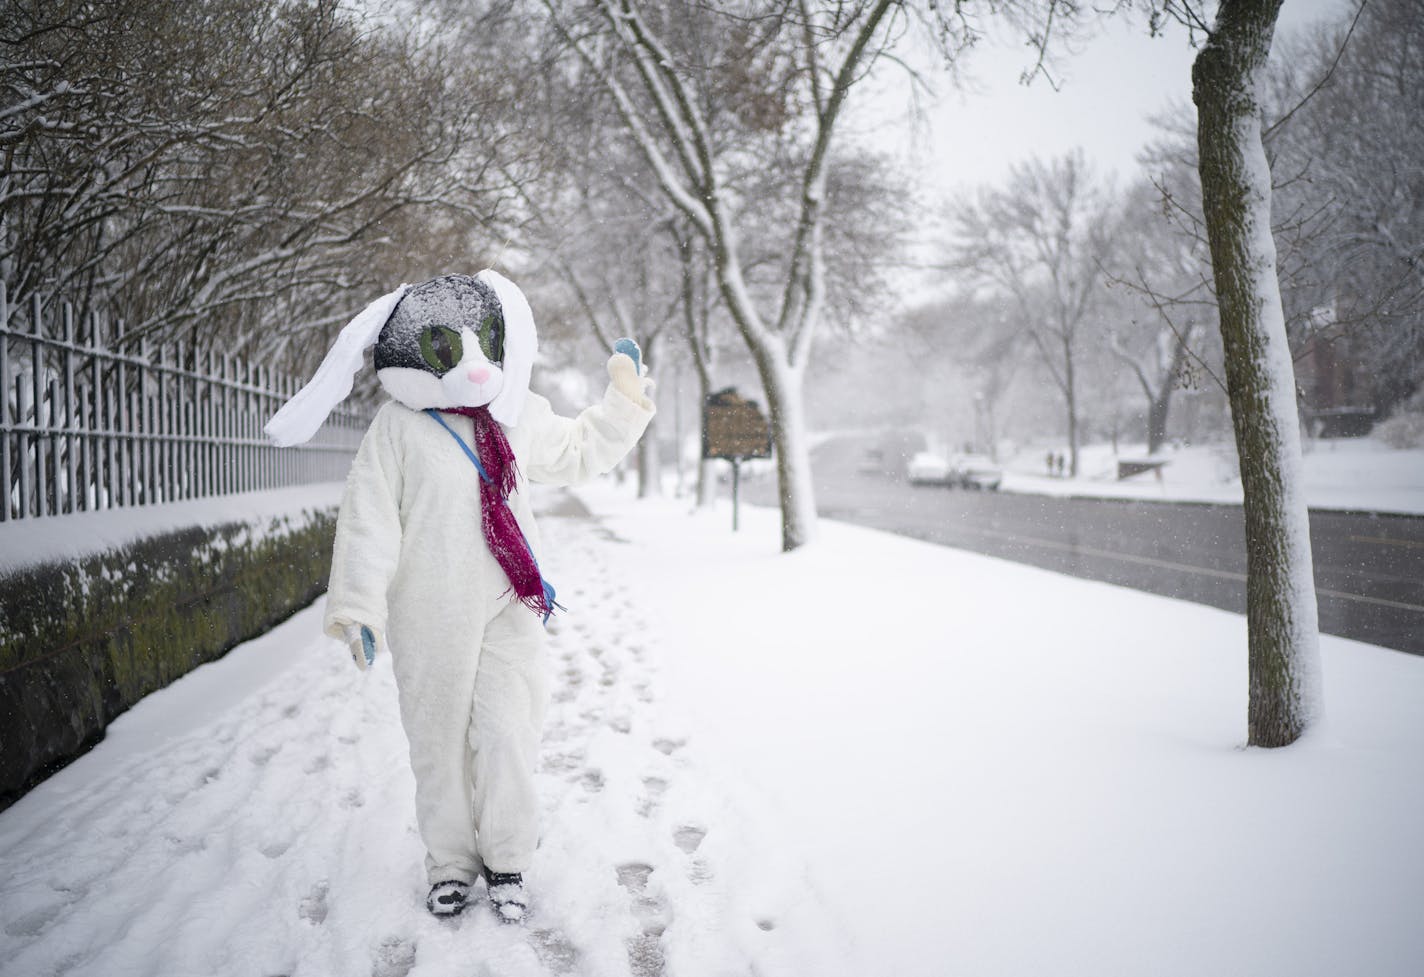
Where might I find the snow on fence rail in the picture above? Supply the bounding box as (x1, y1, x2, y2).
(0, 283, 367, 522)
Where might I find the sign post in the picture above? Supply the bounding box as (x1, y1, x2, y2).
(701, 387, 772, 531)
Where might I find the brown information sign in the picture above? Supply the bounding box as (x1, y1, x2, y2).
(702, 387, 772, 460)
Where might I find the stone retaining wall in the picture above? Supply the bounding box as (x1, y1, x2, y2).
(0, 508, 337, 810)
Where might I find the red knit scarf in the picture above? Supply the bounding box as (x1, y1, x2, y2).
(437, 406, 556, 620)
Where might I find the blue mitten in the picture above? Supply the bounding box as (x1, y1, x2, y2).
(613, 337, 642, 374)
(342, 623, 377, 671)
(609, 338, 653, 409)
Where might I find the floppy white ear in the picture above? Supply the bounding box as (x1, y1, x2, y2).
(264, 285, 410, 447)
(478, 269, 538, 426)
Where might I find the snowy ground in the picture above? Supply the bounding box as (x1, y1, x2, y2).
(2, 482, 1422, 977)
(998, 437, 1424, 515)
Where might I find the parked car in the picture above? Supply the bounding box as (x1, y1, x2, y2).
(947, 452, 1003, 490)
(906, 451, 952, 486)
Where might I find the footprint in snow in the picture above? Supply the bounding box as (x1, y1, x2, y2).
(627, 934, 666, 977)
(616, 863, 653, 892)
(529, 928, 579, 975)
(672, 825, 706, 854)
(371, 935, 416, 977)
(636, 776, 668, 818)
(298, 881, 329, 925)
(651, 738, 684, 756)
(617, 863, 670, 976)
(541, 750, 585, 774)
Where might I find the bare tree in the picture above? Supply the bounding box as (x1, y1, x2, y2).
(1141, 0, 1424, 432)
(546, 211, 684, 498)
(535, 0, 1086, 549)
(534, 0, 909, 549)
(1, 0, 521, 367)
(1103, 180, 1222, 453)
(947, 150, 1117, 476)
(506, 71, 688, 498)
(671, 219, 732, 507)
(1188, 0, 1322, 746)
(1265, 0, 1424, 418)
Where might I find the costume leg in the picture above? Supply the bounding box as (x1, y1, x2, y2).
(469, 602, 550, 874)
(389, 631, 485, 886)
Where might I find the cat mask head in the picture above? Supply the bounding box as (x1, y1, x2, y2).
(264, 269, 537, 446)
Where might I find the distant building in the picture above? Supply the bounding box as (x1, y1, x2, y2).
(1295, 305, 1377, 438)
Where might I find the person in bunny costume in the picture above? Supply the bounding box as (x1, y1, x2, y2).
(265, 270, 654, 923)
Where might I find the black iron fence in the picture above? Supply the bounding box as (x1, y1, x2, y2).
(0, 283, 366, 521)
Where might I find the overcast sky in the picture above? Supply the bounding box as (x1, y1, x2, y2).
(865, 0, 1353, 201)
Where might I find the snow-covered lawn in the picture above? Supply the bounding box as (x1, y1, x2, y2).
(2, 482, 1421, 976)
(999, 436, 1424, 515)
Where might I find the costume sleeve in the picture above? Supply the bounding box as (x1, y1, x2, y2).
(521, 384, 655, 486)
(323, 406, 404, 641)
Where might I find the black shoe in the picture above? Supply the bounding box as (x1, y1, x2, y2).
(484, 869, 528, 924)
(426, 879, 470, 917)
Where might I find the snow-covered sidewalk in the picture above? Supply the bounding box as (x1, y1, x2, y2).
(998, 437, 1424, 515)
(2, 482, 1422, 977)
(0, 488, 843, 977)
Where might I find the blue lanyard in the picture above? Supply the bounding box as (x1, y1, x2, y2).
(426, 409, 496, 489)
(425, 409, 562, 623)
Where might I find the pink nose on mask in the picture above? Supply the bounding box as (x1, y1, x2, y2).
(467, 367, 491, 384)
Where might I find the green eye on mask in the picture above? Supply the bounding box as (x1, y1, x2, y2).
(419, 325, 463, 373)
(478, 313, 504, 364)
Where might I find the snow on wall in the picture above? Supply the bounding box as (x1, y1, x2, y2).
(0, 482, 345, 573)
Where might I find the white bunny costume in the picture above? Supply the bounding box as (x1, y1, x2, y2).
(266, 271, 653, 901)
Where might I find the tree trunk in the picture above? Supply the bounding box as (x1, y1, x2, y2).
(696, 457, 717, 507)
(1146, 338, 1186, 455)
(1062, 334, 1080, 477)
(709, 240, 817, 548)
(1193, 0, 1322, 747)
(767, 370, 816, 549)
(636, 412, 661, 498)
(1147, 391, 1171, 455)
(1148, 327, 1194, 455)
(746, 340, 816, 550)
(675, 235, 719, 510)
(635, 333, 662, 498)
